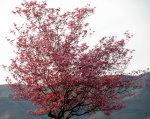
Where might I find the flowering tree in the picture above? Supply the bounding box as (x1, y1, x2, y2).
(6, 1, 144, 119)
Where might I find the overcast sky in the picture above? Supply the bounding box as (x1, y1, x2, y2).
(0, 0, 150, 84)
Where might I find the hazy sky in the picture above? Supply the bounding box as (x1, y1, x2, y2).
(0, 0, 150, 84)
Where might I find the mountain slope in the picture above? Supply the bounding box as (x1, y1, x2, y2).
(0, 85, 49, 119)
(87, 73, 150, 119)
(0, 73, 150, 119)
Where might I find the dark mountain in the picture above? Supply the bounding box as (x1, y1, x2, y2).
(0, 73, 150, 119)
(0, 85, 49, 119)
(87, 73, 150, 119)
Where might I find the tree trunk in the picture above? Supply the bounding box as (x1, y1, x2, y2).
(56, 117, 62, 119)
(66, 117, 71, 119)
(48, 108, 65, 119)
(56, 108, 65, 119)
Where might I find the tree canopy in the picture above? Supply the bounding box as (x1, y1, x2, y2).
(5, 1, 145, 119)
